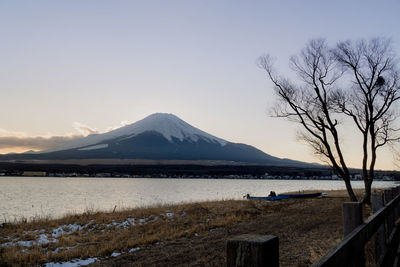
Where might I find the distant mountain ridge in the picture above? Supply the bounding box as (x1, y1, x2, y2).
(0, 113, 312, 166)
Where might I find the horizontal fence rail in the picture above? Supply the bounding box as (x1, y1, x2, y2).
(227, 186, 400, 267)
(312, 187, 400, 267)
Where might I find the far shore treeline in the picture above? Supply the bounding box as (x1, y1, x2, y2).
(0, 162, 399, 180)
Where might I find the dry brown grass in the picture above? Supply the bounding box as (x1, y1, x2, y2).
(1, 199, 266, 266)
(0, 189, 374, 266)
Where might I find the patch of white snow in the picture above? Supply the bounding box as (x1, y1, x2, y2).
(44, 257, 98, 267)
(165, 212, 174, 218)
(52, 221, 93, 238)
(128, 247, 140, 253)
(38, 234, 55, 245)
(127, 218, 136, 226)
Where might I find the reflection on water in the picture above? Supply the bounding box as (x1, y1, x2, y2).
(0, 176, 396, 223)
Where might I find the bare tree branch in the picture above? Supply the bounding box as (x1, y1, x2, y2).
(332, 37, 400, 203)
(260, 38, 400, 203)
(258, 39, 358, 201)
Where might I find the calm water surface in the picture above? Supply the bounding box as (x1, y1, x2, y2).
(0, 176, 396, 223)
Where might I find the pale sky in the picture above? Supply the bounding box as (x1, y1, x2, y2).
(0, 1, 399, 170)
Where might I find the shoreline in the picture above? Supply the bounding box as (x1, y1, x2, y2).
(0, 189, 372, 266)
(0, 178, 396, 226)
(1, 175, 397, 181)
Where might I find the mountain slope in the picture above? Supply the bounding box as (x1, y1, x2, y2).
(42, 113, 227, 153)
(0, 113, 308, 166)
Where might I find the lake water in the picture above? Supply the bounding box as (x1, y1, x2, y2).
(0, 176, 397, 223)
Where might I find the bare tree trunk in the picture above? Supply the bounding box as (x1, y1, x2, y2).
(364, 145, 377, 204)
(363, 179, 373, 204)
(362, 131, 370, 204)
(345, 178, 358, 201)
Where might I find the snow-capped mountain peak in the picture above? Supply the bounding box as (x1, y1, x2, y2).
(121, 113, 227, 145)
(42, 113, 227, 153)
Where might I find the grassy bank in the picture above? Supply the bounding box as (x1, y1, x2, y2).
(1, 190, 369, 266)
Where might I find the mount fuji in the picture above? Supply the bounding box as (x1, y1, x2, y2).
(0, 113, 306, 166)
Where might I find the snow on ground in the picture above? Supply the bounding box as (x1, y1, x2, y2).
(1, 214, 168, 248)
(43, 246, 142, 266)
(1, 240, 34, 247)
(1, 221, 94, 248)
(38, 234, 56, 245)
(129, 247, 140, 253)
(1, 212, 179, 265)
(1, 234, 56, 247)
(104, 217, 136, 229)
(1, 210, 190, 265)
(52, 220, 94, 238)
(45, 257, 98, 267)
(138, 218, 147, 224)
(44, 246, 141, 266)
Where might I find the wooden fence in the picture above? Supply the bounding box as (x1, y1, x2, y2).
(226, 186, 400, 267)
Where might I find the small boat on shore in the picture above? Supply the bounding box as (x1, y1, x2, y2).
(246, 195, 290, 201)
(245, 192, 323, 201)
(278, 192, 323, 199)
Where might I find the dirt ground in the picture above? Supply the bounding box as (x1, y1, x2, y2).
(90, 192, 354, 267)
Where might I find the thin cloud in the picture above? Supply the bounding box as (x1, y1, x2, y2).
(0, 120, 131, 152)
(72, 122, 99, 135)
(105, 120, 130, 132)
(0, 128, 26, 138)
(73, 121, 130, 135)
(0, 125, 87, 151)
(0, 135, 83, 150)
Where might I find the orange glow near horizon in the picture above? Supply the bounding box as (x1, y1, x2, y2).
(0, 147, 39, 155)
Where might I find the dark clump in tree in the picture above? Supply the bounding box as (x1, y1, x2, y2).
(259, 38, 400, 203)
(332, 38, 400, 203)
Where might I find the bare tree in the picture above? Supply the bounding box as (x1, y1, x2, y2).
(258, 39, 358, 201)
(332, 38, 400, 203)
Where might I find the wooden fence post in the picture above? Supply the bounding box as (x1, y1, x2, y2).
(384, 189, 394, 238)
(392, 187, 399, 221)
(372, 192, 386, 263)
(342, 202, 364, 267)
(395, 186, 400, 221)
(227, 234, 279, 267)
(343, 202, 363, 237)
